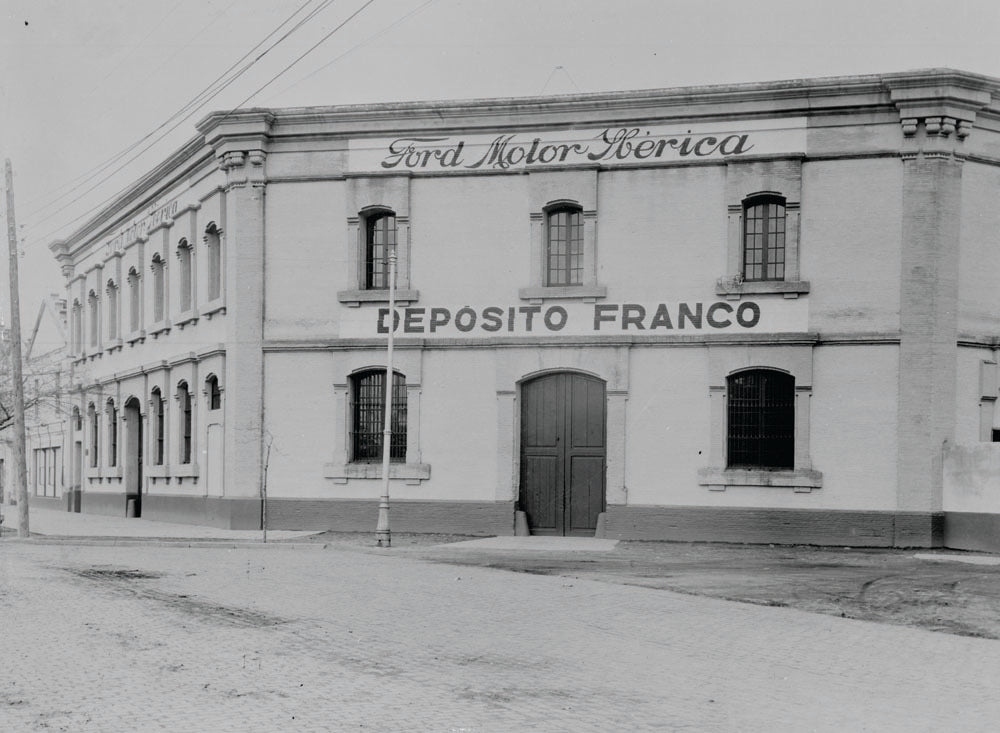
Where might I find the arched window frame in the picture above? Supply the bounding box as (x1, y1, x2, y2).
(176, 381, 192, 465)
(72, 406, 82, 432)
(87, 289, 100, 349)
(151, 387, 165, 466)
(150, 253, 166, 324)
(106, 398, 118, 467)
(350, 369, 407, 463)
(363, 208, 396, 291)
(725, 368, 794, 470)
(544, 201, 584, 287)
(176, 238, 194, 313)
(71, 299, 83, 354)
(204, 222, 223, 303)
(741, 193, 787, 282)
(88, 402, 98, 468)
(204, 374, 222, 411)
(127, 266, 141, 334)
(105, 278, 120, 342)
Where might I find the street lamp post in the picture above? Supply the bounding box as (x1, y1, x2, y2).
(375, 245, 397, 547)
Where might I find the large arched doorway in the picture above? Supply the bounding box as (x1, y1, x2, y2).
(123, 397, 143, 518)
(519, 372, 606, 536)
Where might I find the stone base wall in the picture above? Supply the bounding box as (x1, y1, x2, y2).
(141, 495, 262, 530)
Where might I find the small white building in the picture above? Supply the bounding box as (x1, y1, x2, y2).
(42, 69, 1000, 550)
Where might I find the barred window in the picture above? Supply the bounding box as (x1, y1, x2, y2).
(206, 374, 221, 410)
(365, 212, 396, 290)
(743, 195, 786, 281)
(106, 399, 118, 467)
(178, 382, 192, 465)
(351, 370, 406, 462)
(88, 403, 98, 468)
(546, 205, 583, 286)
(727, 369, 794, 469)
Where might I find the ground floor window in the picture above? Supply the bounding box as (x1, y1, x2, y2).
(351, 369, 407, 462)
(32, 447, 59, 497)
(727, 369, 794, 469)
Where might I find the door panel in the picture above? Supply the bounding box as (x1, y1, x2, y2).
(520, 372, 606, 536)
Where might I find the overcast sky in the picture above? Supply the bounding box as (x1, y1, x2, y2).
(2, 0, 999, 328)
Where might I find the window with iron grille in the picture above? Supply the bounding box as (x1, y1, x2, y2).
(546, 206, 584, 286)
(88, 403, 98, 467)
(742, 195, 786, 281)
(207, 375, 221, 410)
(151, 388, 164, 465)
(351, 370, 406, 462)
(365, 212, 396, 290)
(727, 369, 794, 469)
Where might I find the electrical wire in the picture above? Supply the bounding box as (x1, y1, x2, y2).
(23, 0, 335, 232)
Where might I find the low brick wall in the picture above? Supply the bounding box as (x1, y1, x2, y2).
(142, 495, 262, 530)
(605, 506, 944, 548)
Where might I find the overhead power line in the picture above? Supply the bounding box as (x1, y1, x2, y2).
(23, 0, 337, 238)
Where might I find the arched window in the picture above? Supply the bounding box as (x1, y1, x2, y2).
(72, 300, 82, 353)
(351, 369, 406, 462)
(127, 267, 141, 333)
(88, 290, 99, 348)
(727, 369, 794, 469)
(178, 382, 192, 464)
(106, 398, 118, 467)
(151, 388, 164, 465)
(364, 210, 396, 290)
(106, 280, 119, 340)
(177, 239, 193, 312)
(151, 253, 166, 322)
(88, 403, 98, 468)
(206, 374, 221, 410)
(72, 406, 82, 431)
(742, 194, 786, 282)
(205, 223, 222, 301)
(545, 204, 583, 286)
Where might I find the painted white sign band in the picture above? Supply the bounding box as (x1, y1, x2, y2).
(349, 118, 807, 173)
(340, 299, 809, 338)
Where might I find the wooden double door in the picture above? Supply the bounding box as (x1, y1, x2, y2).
(520, 372, 606, 536)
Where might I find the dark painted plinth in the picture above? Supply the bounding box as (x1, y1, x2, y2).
(81, 491, 128, 518)
(265, 499, 516, 535)
(141, 494, 262, 529)
(944, 512, 1000, 554)
(605, 506, 945, 548)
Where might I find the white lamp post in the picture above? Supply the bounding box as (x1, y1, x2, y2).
(375, 244, 397, 547)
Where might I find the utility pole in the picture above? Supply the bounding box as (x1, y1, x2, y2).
(5, 159, 29, 537)
(375, 245, 397, 548)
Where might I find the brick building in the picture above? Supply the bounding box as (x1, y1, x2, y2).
(44, 69, 1000, 550)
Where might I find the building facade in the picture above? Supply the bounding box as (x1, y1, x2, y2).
(44, 69, 1000, 550)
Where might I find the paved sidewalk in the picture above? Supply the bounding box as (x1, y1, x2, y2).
(2, 505, 318, 542)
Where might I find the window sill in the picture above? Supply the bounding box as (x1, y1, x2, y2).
(698, 467, 823, 493)
(324, 461, 431, 485)
(518, 284, 607, 304)
(175, 309, 199, 329)
(201, 298, 226, 319)
(174, 462, 199, 478)
(125, 329, 146, 346)
(337, 289, 420, 307)
(715, 279, 811, 300)
(146, 464, 169, 478)
(86, 348, 103, 361)
(104, 465, 122, 479)
(105, 338, 123, 354)
(84, 465, 102, 479)
(148, 320, 171, 338)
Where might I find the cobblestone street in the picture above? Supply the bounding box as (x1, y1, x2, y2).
(2, 541, 1000, 732)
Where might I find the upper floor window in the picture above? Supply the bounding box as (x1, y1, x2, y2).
(742, 194, 786, 282)
(127, 267, 141, 333)
(106, 398, 118, 467)
(545, 205, 583, 286)
(178, 382, 192, 464)
(365, 211, 396, 290)
(72, 300, 82, 353)
(106, 280, 119, 341)
(177, 239, 193, 312)
(151, 253, 166, 322)
(351, 369, 406, 462)
(151, 387, 164, 465)
(72, 406, 82, 431)
(87, 290, 99, 348)
(205, 223, 222, 301)
(206, 374, 221, 410)
(727, 369, 794, 470)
